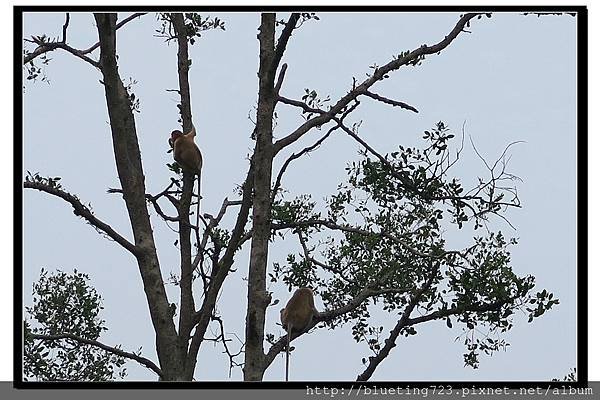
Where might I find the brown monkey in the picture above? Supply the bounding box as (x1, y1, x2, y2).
(280, 287, 318, 381)
(170, 124, 203, 240)
(170, 124, 202, 174)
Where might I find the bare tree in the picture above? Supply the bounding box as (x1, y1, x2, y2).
(23, 12, 559, 381)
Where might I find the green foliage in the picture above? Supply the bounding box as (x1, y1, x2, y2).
(300, 88, 330, 119)
(24, 269, 127, 381)
(23, 35, 52, 84)
(155, 13, 225, 45)
(270, 122, 557, 369)
(24, 57, 50, 84)
(25, 172, 63, 189)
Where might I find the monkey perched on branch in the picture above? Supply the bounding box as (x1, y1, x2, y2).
(280, 287, 319, 381)
(170, 124, 202, 174)
(169, 124, 203, 236)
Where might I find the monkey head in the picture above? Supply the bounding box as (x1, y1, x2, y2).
(168, 130, 184, 149)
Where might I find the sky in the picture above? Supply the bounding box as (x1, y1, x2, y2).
(19, 10, 580, 382)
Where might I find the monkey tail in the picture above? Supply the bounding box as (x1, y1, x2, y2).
(195, 172, 201, 250)
(286, 323, 291, 382)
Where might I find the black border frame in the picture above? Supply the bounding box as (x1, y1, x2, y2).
(14, 5, 588, 390)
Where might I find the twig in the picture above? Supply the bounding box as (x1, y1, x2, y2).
(271, 125, 339, 204)
(274, 63, 288, 96)
(296, 231, 354, 285)
(362, 90, 418, 113)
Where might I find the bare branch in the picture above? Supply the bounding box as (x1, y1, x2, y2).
(24, 13, 146, 65)
(191, 197, 242, 275)
(273, 13, 481, 155)
(271, 125, 339, 204)
(25, 181, 139, 257)
(30, 333, 163, 379)
(296, 230, 354, 285)
(185, 166, 254, 377)
(81, 13, 147, 54)
(61, 13, 70, 43)
(362, 90, 418, 113)
(211, 316, 244, 377)
(274, 63, 288, 96)
(272, 13, 300, 73)
(108, 180, 200, 231)
(24, 41, 101, 68)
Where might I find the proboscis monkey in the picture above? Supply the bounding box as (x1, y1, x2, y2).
(280, 287, 318, 381)
(170, 124, 202, 240)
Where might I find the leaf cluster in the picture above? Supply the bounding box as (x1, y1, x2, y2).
(269, 122, 557, 368)
(24, 269, 127, 381)
(155, 13, 225, 44)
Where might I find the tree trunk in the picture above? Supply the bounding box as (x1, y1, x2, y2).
(171, 12, 196, 380)
(94, 13, 183, 380)
(243, 13, 276, 381)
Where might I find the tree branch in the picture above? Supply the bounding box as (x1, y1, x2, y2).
(272, 218, 470, 260)
(405, 299, 508, 326)
(25, 181, 139, 257)
(24, 13, 146, 66)
(61, 13, 70, 43)
(362, 90, 418, 113)
(356, 267, 437, 381)
(274, 63, 288, 96)
(185, 166, 254, 378)
(271, 124, 339, 204)
(334, 118, 520, 221)
(272, 13, 480, 155)
(263, 283, 411, 367)
(354, 291, 512, 380)
(82, 13, 147, 54)
(277, 95, 328, 115)
(191, 198, 242, 275)
(272, 13, 300, 74)
(25, 41, 101, 68)
(29, 333, 163, 379)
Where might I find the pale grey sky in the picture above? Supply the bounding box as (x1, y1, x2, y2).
(23, 11, 577, 381)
